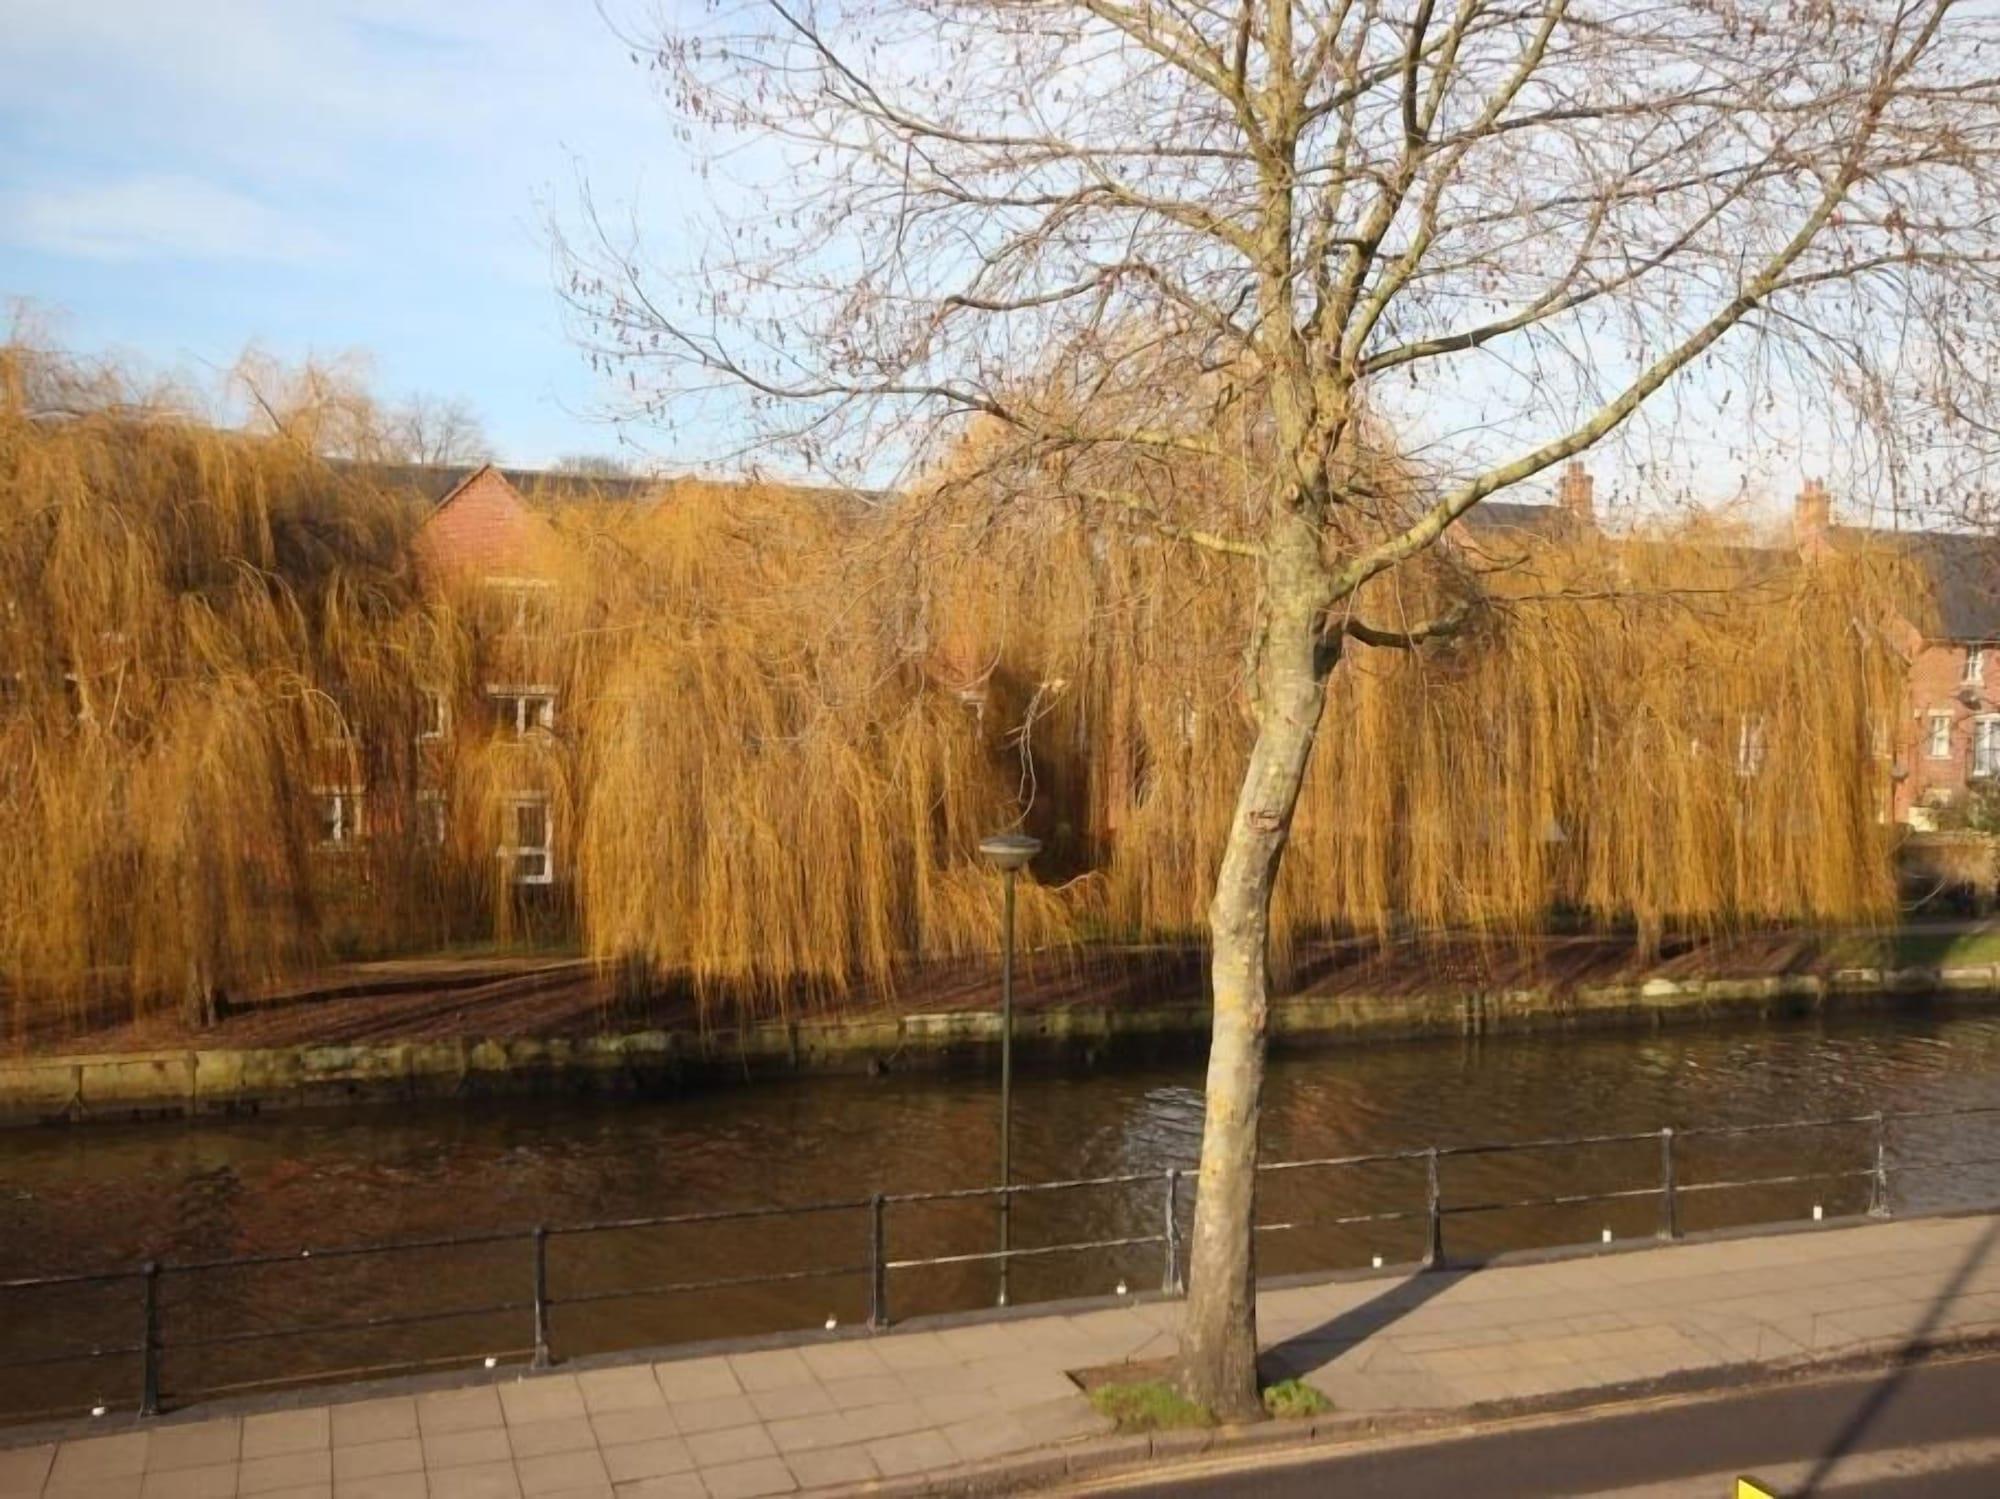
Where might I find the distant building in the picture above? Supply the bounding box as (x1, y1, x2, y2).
(1462, 461, 2000, 829)
(1787, 480, 2000, 827)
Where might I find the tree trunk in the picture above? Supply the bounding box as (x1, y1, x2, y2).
(1178, 548, 1332, 1419)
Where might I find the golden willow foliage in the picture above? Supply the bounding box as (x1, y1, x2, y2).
(904, 489, 1913, 961)
(0, 341, 1919, 1034)
(565, 484, 1070, 1005)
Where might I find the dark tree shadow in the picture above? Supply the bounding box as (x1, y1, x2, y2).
(1797, 1217, 2000, 1494)
(1258, 1265, 1470, 1382)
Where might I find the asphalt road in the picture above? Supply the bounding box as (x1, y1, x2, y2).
(1068, 1351, 2000, 1497)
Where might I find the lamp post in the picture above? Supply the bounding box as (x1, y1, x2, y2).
(978, 831, 1039, 1307)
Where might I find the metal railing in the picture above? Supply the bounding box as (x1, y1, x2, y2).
(5, 1101, 1998, 1422)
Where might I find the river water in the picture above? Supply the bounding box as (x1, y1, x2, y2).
(7, 1006, 2000, 1420)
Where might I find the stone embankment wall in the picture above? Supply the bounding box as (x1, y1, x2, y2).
(3, 965, 1996, 1126)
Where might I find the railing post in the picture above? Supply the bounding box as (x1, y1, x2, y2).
(138, 1262, 161, 1418)
(1659, 1126, 1681, 1241)
(1869, 1112, 1891, 1218)
(867, 1194, 888, 1329)
(1423, 1148, 1445, 1270)
(530, 1226, 552, 1370)
(1161, 1169, 1183, 1295)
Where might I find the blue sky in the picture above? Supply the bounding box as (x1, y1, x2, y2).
(0, 1, 687, 466)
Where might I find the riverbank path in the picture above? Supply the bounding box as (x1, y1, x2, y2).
(4, 1211, 1999, 1497)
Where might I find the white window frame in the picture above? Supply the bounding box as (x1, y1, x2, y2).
(1928, 711, 1954, 760)
(417, 688, 450, 742)
(416, 788, 448, 847)
(312, 787, 364, 850)
(1736, 715, 1768, 777)
(486, 684, 556, 737)
(498, 793, 554, 885)
(1975, 717, 2000, 780)
(1968, 646, 1988, 686)
(483, 576, 557, 635)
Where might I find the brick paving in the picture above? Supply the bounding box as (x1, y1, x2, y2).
(4, 1213, 1998, 1497)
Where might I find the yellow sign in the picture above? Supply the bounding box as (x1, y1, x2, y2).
(1736, 1480, 1777, 1499)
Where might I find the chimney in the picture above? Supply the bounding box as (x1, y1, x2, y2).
(1556, 461, 1595, 529)
(1795, 477, 1832, 550)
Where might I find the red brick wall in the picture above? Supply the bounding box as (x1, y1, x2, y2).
(1895, 638, 1994, 822)
(413, 467, 558, 582)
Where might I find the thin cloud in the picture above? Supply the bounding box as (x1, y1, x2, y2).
(1, 174, 338, 265)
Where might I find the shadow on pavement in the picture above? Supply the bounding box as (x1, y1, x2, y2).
(1798, 1216, 2000, 1493)
(1257, 1266, 1467, 1382)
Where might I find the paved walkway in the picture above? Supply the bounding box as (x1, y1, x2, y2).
(4, 1213, 1999, 1498)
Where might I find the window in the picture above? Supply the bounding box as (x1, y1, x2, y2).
(417, 789, 448, 847)
(417, 688, 449, 741)
(1736, 715, 1768, 777)
(1928, 712, 1954, 760)
(487, 686, 555, 737)
(499, 795, 553, 884)
(1976, 719, 2000, 779)
(1968, 647, 1989, 686)
(313, 789, 363, 848)
(485, 578, 556, 635)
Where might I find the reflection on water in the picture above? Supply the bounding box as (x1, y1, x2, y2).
(6, 1006, 2000, 1418)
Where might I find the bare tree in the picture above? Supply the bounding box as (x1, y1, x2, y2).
(553, 452, 640, 478)
(233, 351, 491, 467)
(392, 394, 492, 468)
(572, 0, 2000, 1414)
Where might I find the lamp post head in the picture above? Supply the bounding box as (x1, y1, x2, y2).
(977, 832, 1041, 871)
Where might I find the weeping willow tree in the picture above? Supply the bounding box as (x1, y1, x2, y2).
(0, 335, 1930, 1056)
(565, 480, 1072, 1011)
(898, 437, 1913, 957)
(0, 345, 582, 1036)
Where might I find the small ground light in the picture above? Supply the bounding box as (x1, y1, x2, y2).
(90, 1404, 106, 1418)
(1813, 1204, 1824, 1221)
(483, 1356, 497, 1369)
(1601, 1228, 1613, 1243)
(825, 1316, 838, 1330)
(1372, 1255, 1384, 1269)
(1115, 1280, 1128, 1296)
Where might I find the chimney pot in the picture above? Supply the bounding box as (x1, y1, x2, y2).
(1557, 461, 1595, 528)
(1795, 477, 1832, 548)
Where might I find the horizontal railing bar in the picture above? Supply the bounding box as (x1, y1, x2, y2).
(1258, 1149, 1428, 1173)
(165, 1301, 531, 1352)
(546, 1199, 875, 1236)
(1440, 1128, 1667, 1158)
(0, 1343, 144, 1370)
(0, 1269, 145, 1293)
(1443, 1183, 1672, 1217)
(1676, 1167, 1877, 1195)
(1880, 1151, 2000, 1173)
(1872, 1104, 2000, 1125)
(1677, 1115, 1879, 1140)
(169, 1231, 524, 1274)
(883, 1172, 1164, 1206)
(165, 1346, 535, 1406)
(553, 1264, 873, 1305)
(1255, 1208, 1426, 1231)
(886, 1234, 1164, 1271)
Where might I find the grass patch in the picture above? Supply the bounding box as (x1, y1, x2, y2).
(1087, 1379, 1216, 1432)
(1261, 1378, 1333, 1420)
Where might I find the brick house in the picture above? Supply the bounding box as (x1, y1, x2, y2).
(1478, 463, 2000, 828)
(402, 464, 601, 888)
(1786, 480, 2000, 827)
